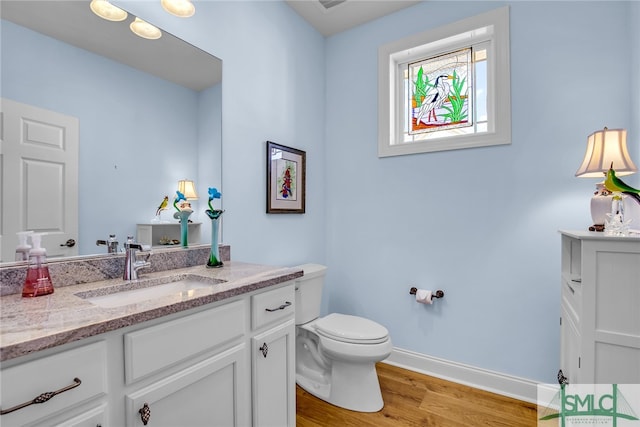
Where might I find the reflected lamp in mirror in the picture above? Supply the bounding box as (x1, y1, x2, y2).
(178, 180, 199, 200)
(130, 17, 162, 40)
(575, 127, 638, 231)
(89, 0, 128, 21)
(162, 0, 195, 18)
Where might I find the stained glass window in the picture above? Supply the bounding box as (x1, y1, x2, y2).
(408, 48, 472, 135)
(378, 7, 511, 157)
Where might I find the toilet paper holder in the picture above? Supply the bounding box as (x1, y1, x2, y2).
(409, 287, 444, 299)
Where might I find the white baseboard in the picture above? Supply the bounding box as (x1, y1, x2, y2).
(382, 347, 539, 404)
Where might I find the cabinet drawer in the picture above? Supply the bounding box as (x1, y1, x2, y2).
(252, 284, 295, 330)
(125, 299, 246, 383)
(562, 278, 582, 324)
(0, 341, 107, 427)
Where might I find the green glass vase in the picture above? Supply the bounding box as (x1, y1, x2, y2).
(206, 211, 223, 268)
(174, 210, 192, 247)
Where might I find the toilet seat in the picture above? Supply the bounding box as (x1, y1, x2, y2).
(314, 313, 389, 344)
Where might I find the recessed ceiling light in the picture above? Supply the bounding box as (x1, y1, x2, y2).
(161, 0, 195, 18)
(89, 0, 128, 22)
(130, 17, 162, 40)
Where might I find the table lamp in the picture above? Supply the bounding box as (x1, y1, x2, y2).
(575, 127, 637, 231)
(177, 179, 199, 200)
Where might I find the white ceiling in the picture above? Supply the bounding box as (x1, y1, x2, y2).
(0, 0, 222, 91)
(1, 0, 417, 92)
(285, 0, 421, 37)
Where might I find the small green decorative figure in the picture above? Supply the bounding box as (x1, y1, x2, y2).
(605, 163, 640, 205)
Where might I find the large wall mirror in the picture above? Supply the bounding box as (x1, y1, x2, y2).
(0, 0, 222, 262)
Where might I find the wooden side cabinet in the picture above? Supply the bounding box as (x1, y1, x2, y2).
(559, 230, 640, 384)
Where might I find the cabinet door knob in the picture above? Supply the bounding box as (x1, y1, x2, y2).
(557, 369, 569, 386)
(259, 342, 268, 358)
(139, 402, 151, 425)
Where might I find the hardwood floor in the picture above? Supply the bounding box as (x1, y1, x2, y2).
(296, 362, 537, 426)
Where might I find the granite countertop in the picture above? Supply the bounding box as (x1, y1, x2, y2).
(0, 261, 303, 362)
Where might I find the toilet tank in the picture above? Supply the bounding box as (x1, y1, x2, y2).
(294, 264, 327, 325)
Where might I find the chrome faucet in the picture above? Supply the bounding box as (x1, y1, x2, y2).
(96, 234, 119, 253)
(123, 238, 151, 280)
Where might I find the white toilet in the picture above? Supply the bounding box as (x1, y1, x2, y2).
(294, 264, 392, 412)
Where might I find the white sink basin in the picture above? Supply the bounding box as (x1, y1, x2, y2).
(76, 275, 225, 308)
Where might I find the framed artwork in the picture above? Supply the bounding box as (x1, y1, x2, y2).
(266, 141, 306, 214)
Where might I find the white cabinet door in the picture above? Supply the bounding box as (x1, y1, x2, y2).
(560, 304, 581, 385)
(125, 344, 248, 427)
(252, 319, 295, 427)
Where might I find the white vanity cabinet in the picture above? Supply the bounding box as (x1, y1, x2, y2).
(1, 280, 297, 427)
(0, 341, 108, 427)
(559, 231, 640, 384)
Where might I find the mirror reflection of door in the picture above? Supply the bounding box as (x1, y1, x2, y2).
(1, 98, 79, 261)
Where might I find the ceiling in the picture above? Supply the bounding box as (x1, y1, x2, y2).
(1, 0, 417, 91)
(285, 0, 421, 37)
(0, 0, 221, 91)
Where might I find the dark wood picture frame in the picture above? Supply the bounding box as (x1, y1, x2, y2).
(266, 141, 306, 214)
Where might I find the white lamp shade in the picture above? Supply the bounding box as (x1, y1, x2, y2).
(178, 180, 198, 200)
(130, 17, 162, 40)
(90, 0, 128, 21)
(161, 0, 195, 17)
(575, 128, 637, 178)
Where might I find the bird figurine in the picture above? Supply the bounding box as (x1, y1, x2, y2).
(415, 74, 452, 125)
(604, 163, 640, 204)
(156, 196, 169, 216)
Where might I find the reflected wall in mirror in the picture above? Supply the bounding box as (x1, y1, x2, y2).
(0, 0, 222, 262)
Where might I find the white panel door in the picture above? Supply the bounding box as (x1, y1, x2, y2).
(1, 98, 79, 261)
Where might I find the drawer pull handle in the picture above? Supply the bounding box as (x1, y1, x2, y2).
(0, 377, 81, 415)
(259, 343, 269, 358)
(139, 402, 151, 425)
(265, 301, 291, 312)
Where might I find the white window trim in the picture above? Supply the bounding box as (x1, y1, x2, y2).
(378, 6, 511, 157)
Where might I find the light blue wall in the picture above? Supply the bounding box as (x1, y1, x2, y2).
(104, 0, 639, 384)
(197, 82, 223, 240)
(632, 1, 640, 170)
(5, 0, 635, 385)
(1, 20, 204, 254)
(324, 1, 638, 383)
(118, 0, 327, 267)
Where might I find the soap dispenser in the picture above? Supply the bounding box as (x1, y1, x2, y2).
(15, 231, 33, 261)
(22, 233, 54, 297)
